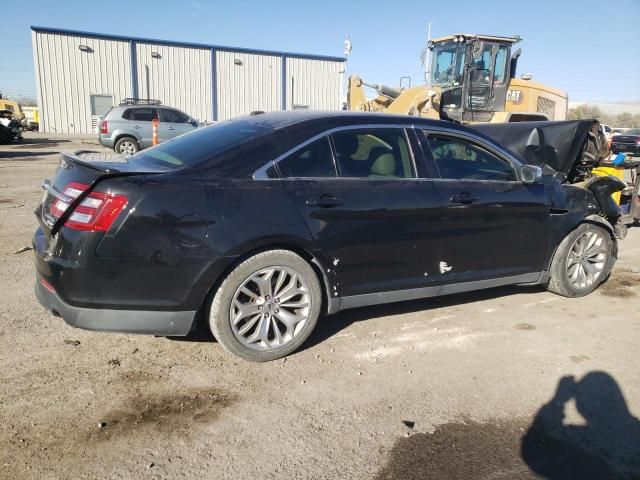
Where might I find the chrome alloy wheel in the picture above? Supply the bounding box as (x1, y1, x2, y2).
(118, 140, 137, 155)
(566, 230, 607, 290)
(229, 266, 312, 351)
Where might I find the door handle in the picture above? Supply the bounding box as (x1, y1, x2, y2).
(167, 127, 176, 131)
(305, 195, 344, 208)
(133, 125, 141, 129)
(450, 192, 478, 205)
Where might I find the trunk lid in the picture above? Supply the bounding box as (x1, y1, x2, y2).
(612, 135, 640, 144)
(37, 150, 164, 239)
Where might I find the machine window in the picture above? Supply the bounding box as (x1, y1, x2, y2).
(331, 129, 414, 179)
(278, 137, 337, 178)
(493, 46, 509, 84)
(425, 134, 516, 181)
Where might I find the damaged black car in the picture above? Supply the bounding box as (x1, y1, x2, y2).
(34, 111, 628, 361)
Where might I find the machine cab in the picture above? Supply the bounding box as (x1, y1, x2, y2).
(429, 34, 519, 122)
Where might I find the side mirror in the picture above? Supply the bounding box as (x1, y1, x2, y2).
(521, 164, 543, 184)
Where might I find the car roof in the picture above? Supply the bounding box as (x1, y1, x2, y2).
(235, 110, 471, 133)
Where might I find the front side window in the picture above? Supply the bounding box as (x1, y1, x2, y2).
(278, 137, 336, 178)
(332, 129, 414, 179)
(160, 109, 189, 123)
(425, 134, 516, 181)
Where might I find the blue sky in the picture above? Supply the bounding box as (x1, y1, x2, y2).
(2, 0, 639, 103)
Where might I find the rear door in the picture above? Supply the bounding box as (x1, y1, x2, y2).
(417, 129, 550, 284)
(129, 107, 158, 147)
(159, 108, 195, 140)
(277, 126, 445, 297)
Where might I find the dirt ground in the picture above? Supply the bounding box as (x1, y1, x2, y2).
(1, 133, 640, 480)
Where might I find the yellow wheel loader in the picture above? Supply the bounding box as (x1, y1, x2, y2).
(347, 34, 567, 123)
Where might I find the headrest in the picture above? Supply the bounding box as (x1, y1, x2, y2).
(370, 153, 396, 176)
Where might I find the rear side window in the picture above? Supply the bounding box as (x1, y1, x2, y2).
(424, 134, 516, 181)
(129, 108, 157, 122)
(278, 137, 336, 178)
(332, 129, 414, 178)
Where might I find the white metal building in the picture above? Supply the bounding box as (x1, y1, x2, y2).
(31, 26, 345, 134)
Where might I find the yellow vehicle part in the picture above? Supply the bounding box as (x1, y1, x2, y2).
(505, 78, 567, 121)
(0, 99, 25, 121)
(592, 166, 624, 205)
(347, 74, 567, 123)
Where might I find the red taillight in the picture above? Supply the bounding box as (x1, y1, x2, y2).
(49, 182, 128, 232)
(39, 277, 56, 294)
(99, 120, 108, 134)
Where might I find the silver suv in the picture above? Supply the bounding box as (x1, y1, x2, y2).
(98, 99, 199, 154)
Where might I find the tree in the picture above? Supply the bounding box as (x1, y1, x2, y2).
(567, 104, 604, 121)
(566, 104, 640, 128)
(613, 112, 640, 128)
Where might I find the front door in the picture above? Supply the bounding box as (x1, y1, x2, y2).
(159, 108, 195, 141)
(418, 130, 550, 284)
(277, 128, 445, 297)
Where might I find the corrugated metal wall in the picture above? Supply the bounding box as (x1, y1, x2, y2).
(32, 31, 132, 134)
(216, 51, 282, 121)
(135, 43, 212, 123)
(286, 58, 344, 110)
(32, 29, 345, 134)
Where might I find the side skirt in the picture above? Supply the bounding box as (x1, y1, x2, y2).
(338, 272, 543, 311)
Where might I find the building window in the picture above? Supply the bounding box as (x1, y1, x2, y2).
(90, 94, 113, 116)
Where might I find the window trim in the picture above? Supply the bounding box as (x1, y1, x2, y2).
(253, 124, 420, 181)
(419, 126, 523, 183)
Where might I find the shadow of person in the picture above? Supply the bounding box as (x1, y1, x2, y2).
(522, 372, 640, 479)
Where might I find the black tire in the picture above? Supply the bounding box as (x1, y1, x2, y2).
(209, 250, 322, 362)
(547, 223, 615, 298)
(0, 126, 11, 145)
(114, 136, 140, 155)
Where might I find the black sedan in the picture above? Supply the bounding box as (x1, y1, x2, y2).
(611, 129, 640, 156)
(34, 112, 623, 361)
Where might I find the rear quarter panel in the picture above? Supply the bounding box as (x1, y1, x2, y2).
(94, 175, 319, 310)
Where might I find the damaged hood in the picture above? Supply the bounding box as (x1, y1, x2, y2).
(471, 120, 609, 176)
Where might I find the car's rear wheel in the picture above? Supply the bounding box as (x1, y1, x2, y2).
(209, 250, 322, 362)
(547, 223, 614, 297)
(114, 136, 140, 155)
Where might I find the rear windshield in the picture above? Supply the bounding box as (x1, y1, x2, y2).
(128, 120, 273, 171)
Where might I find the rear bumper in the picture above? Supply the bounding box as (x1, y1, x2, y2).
(35, 279, 197, 336)
(611, 144, 640, 155)
(97, 135, 114, 148)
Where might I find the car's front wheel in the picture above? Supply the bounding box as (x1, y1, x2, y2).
(209, 250, 322, 362)
(547, 223, 614, 297)
(114, 136, 140, 155)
